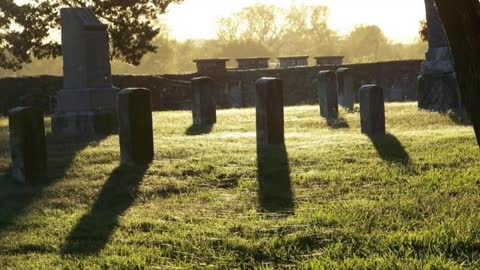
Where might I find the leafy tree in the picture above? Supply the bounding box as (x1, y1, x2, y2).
(419, 20, 428, 42)
(0, 0, 182, 70)
(281, 4, 339, 57)
(342, 25, 390, 62)
(217, 4, 285, 51)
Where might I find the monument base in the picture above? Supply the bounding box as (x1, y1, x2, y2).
(51, 111, 117, 137)
(56, 88, 118, 112)
(423, 47, 455, 74)
(418, 72, 465, 116)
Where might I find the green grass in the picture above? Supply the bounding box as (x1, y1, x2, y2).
(0, 103, 479, 269)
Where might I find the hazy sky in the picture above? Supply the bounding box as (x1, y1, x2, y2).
(16, 0, 427, 44)
(163, 0, 426, 43)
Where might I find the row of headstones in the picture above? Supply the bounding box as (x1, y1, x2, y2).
(7, 75, 385, 184)
(316, 68, 386, 136)
(7, 77, 216, 184)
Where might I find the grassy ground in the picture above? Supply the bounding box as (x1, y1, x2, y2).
(0, 103, 479, 269)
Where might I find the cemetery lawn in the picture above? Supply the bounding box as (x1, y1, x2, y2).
(1, 102, 480, 269)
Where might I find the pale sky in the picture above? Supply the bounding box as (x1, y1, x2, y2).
(16, 0, 427, 44)
(162, 0, 426, 43)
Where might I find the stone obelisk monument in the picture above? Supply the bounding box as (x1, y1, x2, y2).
(52, 8, 118, 136)
(418, 0, 463, 115)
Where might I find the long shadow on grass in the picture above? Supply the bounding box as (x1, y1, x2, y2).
(369, 133, 410, 166)
(185, 124, 214, 136)
(0, 134, 105, 234)
(257, 144, 294, 214)
(62, 165, 147, 255)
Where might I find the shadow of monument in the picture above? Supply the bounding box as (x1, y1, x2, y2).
(257, 144, 294, 214)
(62, 165, 147, 255)
(327, 117, 350, 129)
(369, 133, 410, 166)
(185, 124, 214, 136)
(0, 133, 106, 234)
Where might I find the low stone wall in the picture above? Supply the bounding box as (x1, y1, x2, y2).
(0, 60, 422, 115)
(220, 60, 422, 108)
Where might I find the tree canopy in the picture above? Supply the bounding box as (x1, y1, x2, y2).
(0, 0, 182, 70)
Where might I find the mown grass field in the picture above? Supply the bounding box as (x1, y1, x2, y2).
(0, 103, 479, 269)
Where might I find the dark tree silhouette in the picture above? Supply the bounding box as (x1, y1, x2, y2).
(0, 0, 182, 70)
(434, 0, 480, 146)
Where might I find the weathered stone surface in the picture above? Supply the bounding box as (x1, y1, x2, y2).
(0, 60, 422, 115)
(193, 59, 229, 75)
(8, 107, 47, 183)
(419, 0, 461, 114)
(315, 56, 344, 66)
(316, 71, 338, 120)
(52, 111, 117, 136)
(52, 8, 117, 136)
(336, 68, 355, 110)
(256, 78, 284, 145)
(191, 77, 217, 126)
(236, 57, 270, 70)
(417, 73, 464, 113)
(360, 85, 385, 137)
(424, 0, 450, 49)
(278, 56, 309, 68)
(118, 88, 154, 166)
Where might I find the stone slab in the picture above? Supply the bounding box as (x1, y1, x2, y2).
(8, 107, 47, 183)
(316, 70, 339, 120)
(191, 77, 217, 126)
(336, 68, 355, 110)
(360, 85, 386, 137)
(118, 88, 154, 166)
(51, 111, 117, 137)
(256, 77, 285, 145)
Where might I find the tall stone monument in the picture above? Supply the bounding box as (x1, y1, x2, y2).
(52, 8, 118, 136)
(418, 0, 463, 114)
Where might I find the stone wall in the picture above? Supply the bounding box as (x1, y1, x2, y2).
(218, 60, 422, 108)
(0, 60, 422, 115)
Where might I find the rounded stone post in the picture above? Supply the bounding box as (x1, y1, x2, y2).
(316, 70, 339, 120)
(8, 107, 47, 183)
(191, 77, 217, 126)
(359, 85, 385, 137)
(255, 78, 285, 146)
(336, 68, 355, 111)
(117, 88, 154, 166)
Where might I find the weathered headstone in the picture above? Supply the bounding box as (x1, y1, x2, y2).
(52, 8, 118, 136)
(191, 77, 217, 126)
(256, 78, 285, 145)
(316, 71, 339, 120)
(8, 107, 47, 183)
(359, 85, 385, 137)
(118, 88, 154, 166)
(336, 68, 355, 110)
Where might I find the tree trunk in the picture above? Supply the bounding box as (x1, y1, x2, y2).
(434, 0, 480, 146)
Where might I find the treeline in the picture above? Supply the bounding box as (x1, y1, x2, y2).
(0, 4, 426, 77)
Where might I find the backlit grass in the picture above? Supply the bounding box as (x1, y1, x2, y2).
(0, 103, 479, 269)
